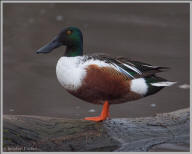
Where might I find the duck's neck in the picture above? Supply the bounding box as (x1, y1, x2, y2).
(65, 44, 83, 57)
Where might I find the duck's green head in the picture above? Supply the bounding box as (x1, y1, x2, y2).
(36, 27, 83, 57)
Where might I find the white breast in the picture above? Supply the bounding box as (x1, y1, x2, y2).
(56, 56, 86, 91)
(56, 56, 115, 91)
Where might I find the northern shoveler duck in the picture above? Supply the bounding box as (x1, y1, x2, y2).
(36, 26, 175, 122)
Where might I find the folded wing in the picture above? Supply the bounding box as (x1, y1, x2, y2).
(89, 54, 169, 79)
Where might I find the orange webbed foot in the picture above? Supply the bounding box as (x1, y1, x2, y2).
(84, 101, 110, 122)
(84, 116, 106, 122)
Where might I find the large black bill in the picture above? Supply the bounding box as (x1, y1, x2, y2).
(36, 39, 62, 54)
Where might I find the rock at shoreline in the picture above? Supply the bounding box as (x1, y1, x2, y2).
(3, 108, 189, 152)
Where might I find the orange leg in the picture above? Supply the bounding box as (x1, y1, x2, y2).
(84, 101, 110, 122)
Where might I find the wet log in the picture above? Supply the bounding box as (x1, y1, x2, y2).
(3, 108, 189, 152)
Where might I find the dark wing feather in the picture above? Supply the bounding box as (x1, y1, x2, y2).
(85, 54, 169, 79)
(116, 57, 169, 78)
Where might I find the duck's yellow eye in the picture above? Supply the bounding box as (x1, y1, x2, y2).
(66, 30, 72, 35)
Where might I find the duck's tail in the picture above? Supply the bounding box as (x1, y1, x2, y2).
(144, 75, 176, 97)
(151, 81, 176, 87)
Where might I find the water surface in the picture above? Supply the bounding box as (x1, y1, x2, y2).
(3, 3, 189, 119)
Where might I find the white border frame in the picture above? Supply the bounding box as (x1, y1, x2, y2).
(1, 1, 3, 154)
(0, 1, 191, 153)
(0, 1, 192, 3)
